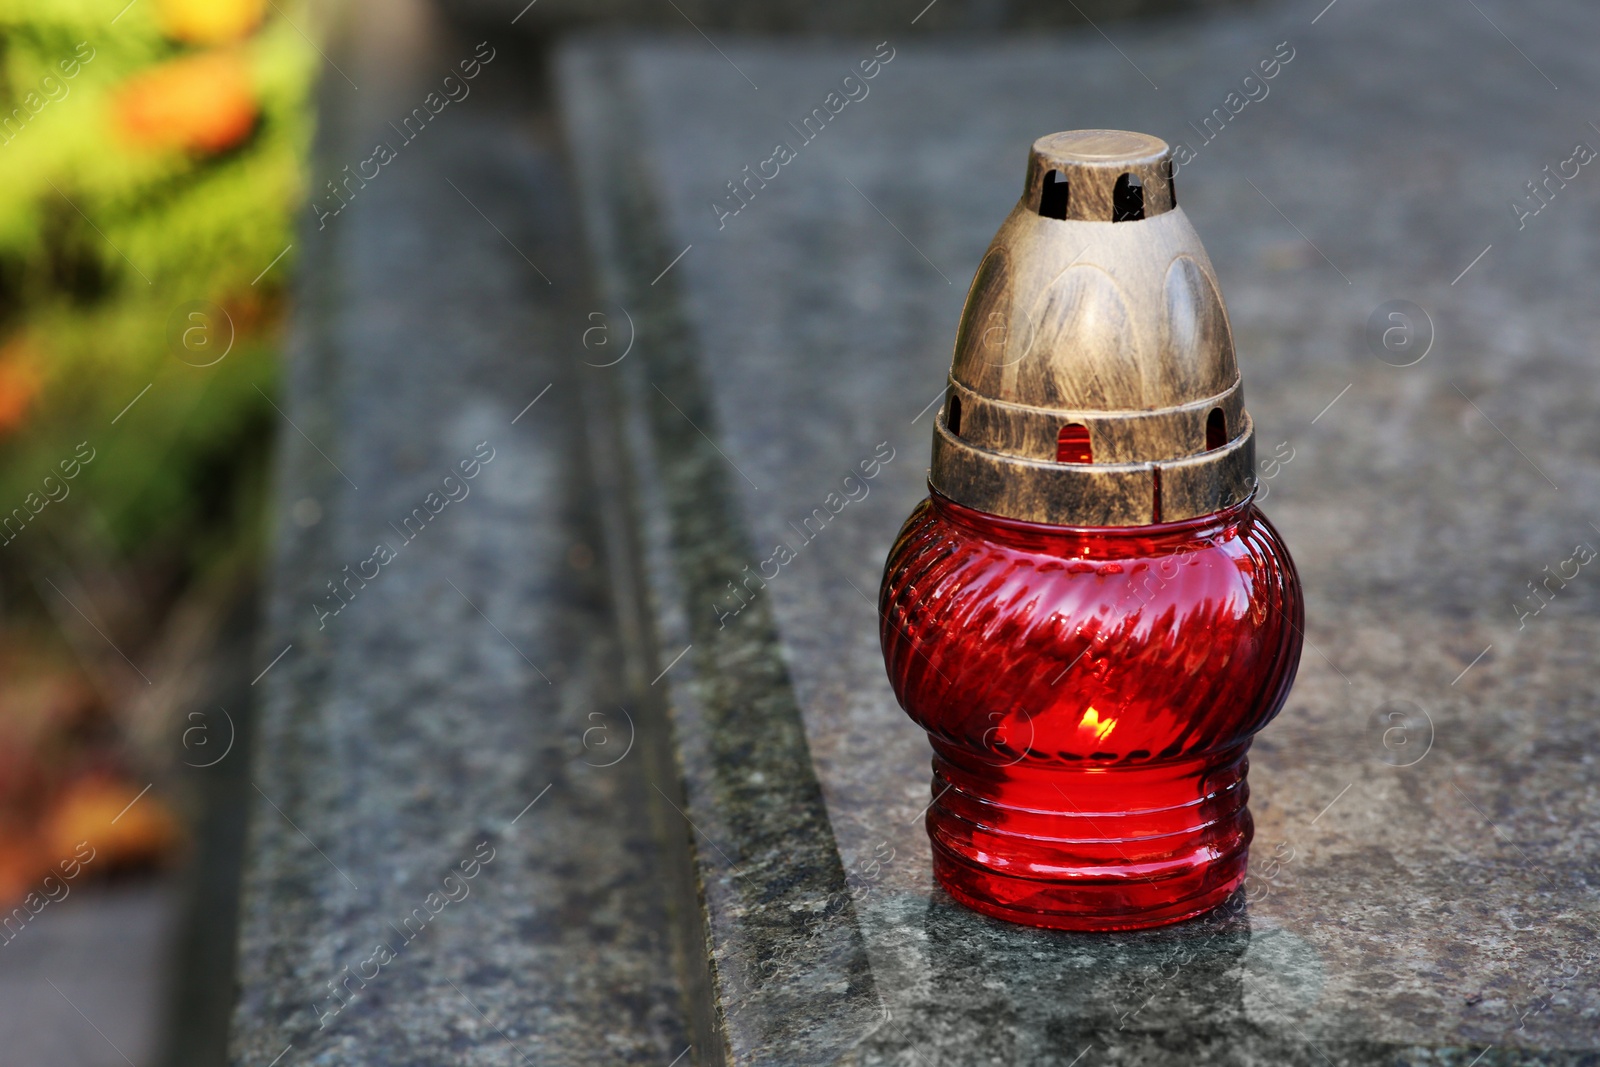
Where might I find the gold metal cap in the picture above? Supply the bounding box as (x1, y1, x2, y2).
(929, 130, 1255, 527)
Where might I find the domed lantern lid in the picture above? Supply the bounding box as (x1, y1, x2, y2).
(930, 130, 1256, 527)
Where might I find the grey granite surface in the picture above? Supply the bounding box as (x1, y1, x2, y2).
(0, 883, 180, 1066)
(560, 2, 1600, 1063)
(445, 0, 1252, 36)
(227, 1, 690, 1064)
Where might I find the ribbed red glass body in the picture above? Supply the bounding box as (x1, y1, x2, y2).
(880, 489, 1303, 930)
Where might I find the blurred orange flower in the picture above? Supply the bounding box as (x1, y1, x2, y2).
(156, 0, 266, 44)
(0, 339, 43, 437)
(41, 774, 181, 874)
(114, 51, 259, 154)
(0, 836, 46, 907)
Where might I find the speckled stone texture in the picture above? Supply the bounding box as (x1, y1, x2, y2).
(444, 0, 1251, 35)
(227, 3, 689, 1065)
(560, 2, 1600, 1063)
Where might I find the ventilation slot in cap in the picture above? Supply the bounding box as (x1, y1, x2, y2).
(1113, 173, 1145, 222)
(1039, 170, 1070, 220)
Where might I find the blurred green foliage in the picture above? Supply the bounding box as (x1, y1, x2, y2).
(0, 0, 315, 587)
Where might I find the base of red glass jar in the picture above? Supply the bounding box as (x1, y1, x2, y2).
(924, 747, 1254, 931)
(931, 837, 1248, 931)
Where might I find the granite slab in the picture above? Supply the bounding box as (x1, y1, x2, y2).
(0, 884, 180, 1067)
(559, 3, 1600, 1063)
(227, 1, 691, 1064)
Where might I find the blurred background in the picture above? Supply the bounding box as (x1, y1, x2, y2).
(0, 0, 1319, 1062)
(0, 1, 312, 1063)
